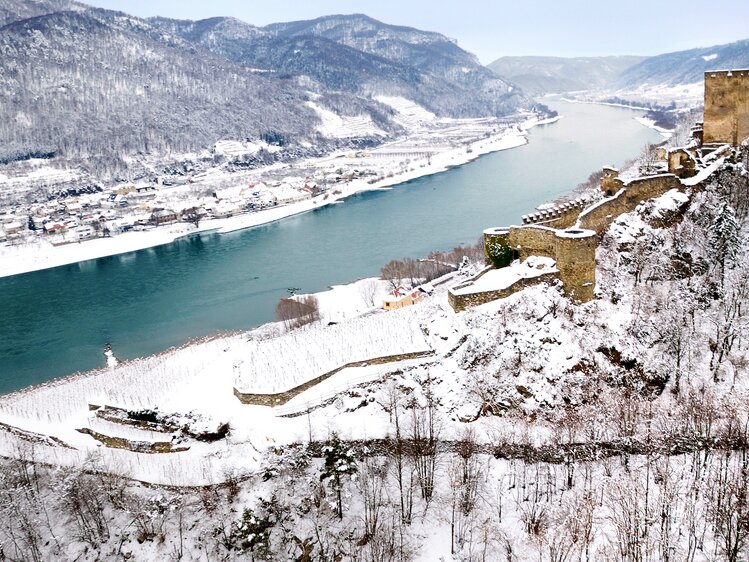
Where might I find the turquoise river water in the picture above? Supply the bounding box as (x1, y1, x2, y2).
(0, 100, 662, 393)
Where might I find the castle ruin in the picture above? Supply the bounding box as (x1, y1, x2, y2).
(448, 70, 745, 312)
(703, 69, 749, 146)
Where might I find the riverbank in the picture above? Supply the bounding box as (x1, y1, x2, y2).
(634, 116, 673, 139)
(0, 99, 665, 392)
(558, 96, 679, 143)
(0, 115, 557, 279)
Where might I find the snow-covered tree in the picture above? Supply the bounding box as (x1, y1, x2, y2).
(228, 506, 274, 561)
(708, 202, 742, 283)
(320, 433, 358, 520)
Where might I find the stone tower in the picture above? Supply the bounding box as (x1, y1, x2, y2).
(554, 228, 597, 303)
(703, 70, 749, 146)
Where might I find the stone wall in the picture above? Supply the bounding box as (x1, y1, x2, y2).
(462, 170, 684, 310)
(577, 173, 681, 234)
(508, 225, 557, 260)
(447, 271, 559, 312)
(233, 350, 434, 406)
(704, 69, 749, 146)
(510, 226, 597, 302)
(76, 427, 189, 453)
(668, 149, 697, 178)
(601, 166, 624, 196)
(452, 225, 597, 310)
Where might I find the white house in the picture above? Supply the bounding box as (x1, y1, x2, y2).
(74, 225, 97, 241)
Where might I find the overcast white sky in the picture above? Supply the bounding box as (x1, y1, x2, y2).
(86, 0, 749, 64)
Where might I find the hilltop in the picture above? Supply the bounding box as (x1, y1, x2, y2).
(0, 3, 537, 181)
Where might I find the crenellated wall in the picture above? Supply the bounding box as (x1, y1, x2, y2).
(464, 168, 688, 311)
(704, 69, 749, 146)
(459, 65, 749, 313)
(520, 196, 591, 229)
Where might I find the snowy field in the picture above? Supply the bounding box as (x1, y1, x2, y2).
(563, 81, 704, 109)
(234, 308, 431, 394)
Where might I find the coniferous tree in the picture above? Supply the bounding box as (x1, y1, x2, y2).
(708, 202, 742, 283)
(320, 433, 357, 520)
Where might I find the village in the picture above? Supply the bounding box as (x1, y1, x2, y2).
(0, 97, 540, 264)
(0, 162, 357, 246)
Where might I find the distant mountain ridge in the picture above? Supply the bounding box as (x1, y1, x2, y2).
(615, 38, 749, 88)
(0, 0, 83, 27)
(488, 56, 645, 95)
(151, 13, 532, 118)
(0, 3, 537, 175)
(489, 39, 749, 98)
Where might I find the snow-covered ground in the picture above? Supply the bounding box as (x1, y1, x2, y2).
(234, 308, 431, 394)
(635, 116, 674, 139)
(2, 132, 749, 560)
(5, 128, 741, 485)
(0, 271, 459, 485)
(305, 101, 389, 138)
(563, 81, 704, 109)
(451, 256, 558, 295)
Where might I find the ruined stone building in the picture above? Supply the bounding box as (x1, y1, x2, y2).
(703, 69, 749, 146)
(449, 70, 747, 312)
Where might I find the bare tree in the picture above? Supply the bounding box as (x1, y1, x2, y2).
(449, 428, 482, 555)
(61, 470, 111, 548)
(275, 295, 320, 331)
(381, 384, 415, 525)
(359, 279, 380, 308)
(707, 451, 749, 562)
(709, 266, 749, 379)
(408, 383, 441, 508)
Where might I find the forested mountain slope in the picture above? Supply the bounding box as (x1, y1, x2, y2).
(616, 38, 749, 88)
(0, 0, 81, 27)
(0, 7, 400, 170)
(152, 13, 533, 118)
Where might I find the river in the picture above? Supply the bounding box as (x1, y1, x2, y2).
(0, 100, 663, 393)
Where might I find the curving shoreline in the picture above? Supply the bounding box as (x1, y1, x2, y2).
(0, 115, 558, 280)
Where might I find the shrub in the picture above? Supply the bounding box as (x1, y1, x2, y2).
(486, 241, 514, 268)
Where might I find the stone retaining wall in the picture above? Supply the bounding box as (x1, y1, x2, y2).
(76, 427, 189, 454)
(233, 350, 434, 406)
(577, 173, 681, 234)
(447, 271, 559, 312)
